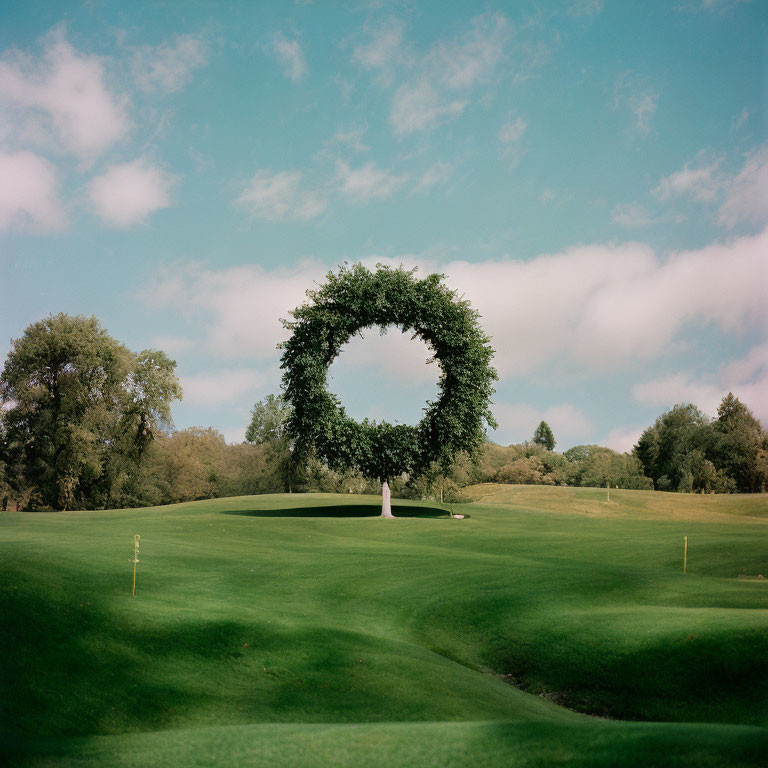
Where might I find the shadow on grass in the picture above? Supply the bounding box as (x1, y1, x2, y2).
(220, 504, 454, 519)
(0, 554, 465, 758)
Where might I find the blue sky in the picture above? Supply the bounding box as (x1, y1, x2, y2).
(1, 0, 766, 450)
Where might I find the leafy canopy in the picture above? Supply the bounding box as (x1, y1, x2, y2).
(245, 394, 291, 447)
(0, 313, 182, 509)
(634, 394, 767, 493)
(280, 264, 497, 481)
(532, 420, 555, 450)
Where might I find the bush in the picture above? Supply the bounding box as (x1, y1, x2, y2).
(496, 457, 554, 485)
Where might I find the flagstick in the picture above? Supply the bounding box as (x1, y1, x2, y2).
(132, 534, 141, 596)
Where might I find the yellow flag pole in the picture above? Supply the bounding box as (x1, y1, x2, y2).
(132, 534, 141, 596)
(683, 535, 687, 575)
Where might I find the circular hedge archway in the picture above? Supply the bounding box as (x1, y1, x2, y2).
(280, 264, 497, 508)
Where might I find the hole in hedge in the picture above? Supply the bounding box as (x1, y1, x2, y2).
(326, 326, 440, 426)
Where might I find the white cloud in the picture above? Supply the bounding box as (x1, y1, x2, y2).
(374, 13, 509, 136)
(432, 13, 509, 90)
(141, 229, 768, 384)
(140, 261, 325, 360)
(613, 73, 658, 139)
(351, 19, 405, 84)
(632, 343, 768, 426)
(272, 34, 307, 82)
(87, 159, 174, 228)
(717, 146, 768, 228)
(630, 94, 657, 137)
(150, 335, 195, 356)
(336, 160, 406, 201)
(237, 169, 326, 221)
(332, 126, 369, 152)
(611, 203, 653, 229)
(329, 328, 439, 389)
(650, 145, 767, 229)
(602, 426, 645, 454)
(491, 402, 593, 446)
(498, 117, 527, 144)
(131, 34, 208, 93)
(0, 27, 129, 162)
(654, 157, 721, 202)
(222, 426, 248, 444)
(732, 108, 750, 131)
(390, 79, 467, 136)
(498, 116, 527, 168)
(411, 161, 452, 194)
(722, 341, 768, 383)
(180, 367, 270, 406)
(0, 150, 66, 232)
(440, 228, 768, 377)
(633, 374, 724, 416)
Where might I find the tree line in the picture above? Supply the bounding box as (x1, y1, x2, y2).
(635, 396, 768, 493)
(1, 314, 766, 510)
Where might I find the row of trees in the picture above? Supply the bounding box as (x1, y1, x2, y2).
(2, 314, 766, 510)
(635, 395, 768, 493)
(59, 420, 649, 510)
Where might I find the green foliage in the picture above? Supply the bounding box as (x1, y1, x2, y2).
(563, 444, 593, 463)
(0, 314, 182, 509)
(245, 394, 291, 447)
(635, 404, 710, 492)
(280, 264, 497, 481)
(245, 394, 294, 492)
(126, 349, 183, 458)
(492, 442, 651, 490)
(578, 447, 651, 490)
(710, 393, 765, 492)
(117, 426, 395, 506)
(532, 420, 555, 450)
(635, 394, 767, 493)
(496, 456, 554, 485)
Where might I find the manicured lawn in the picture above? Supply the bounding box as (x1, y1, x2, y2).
(1, 487, 767, 766)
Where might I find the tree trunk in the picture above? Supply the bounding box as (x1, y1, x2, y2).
(381, 480, 394, 518)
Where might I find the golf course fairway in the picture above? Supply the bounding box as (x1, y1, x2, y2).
(2, 486, 767, 767)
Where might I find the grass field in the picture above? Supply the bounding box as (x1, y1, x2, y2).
(1, 486, 767, 767)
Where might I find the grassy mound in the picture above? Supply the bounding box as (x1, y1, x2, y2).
(464, 483, 768, 521)
(2, 490, 767, 766)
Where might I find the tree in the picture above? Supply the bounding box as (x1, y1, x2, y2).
(495, 456, 553, 485)
(0, 417, 9, 509)
(578, 447, 615, 489)
(0, 314, 182, 510)
(124, 350, 183, 459)
(634, 394, 767, 494)
(245, 394, 293, 492)
(710, 393, 763, 492)
(563, 444, 651, 490)
(532, 420, 555, 450)
(280, 264, 497, 517)
(635, 404, 710, 491)
(246, 394, 290, 446)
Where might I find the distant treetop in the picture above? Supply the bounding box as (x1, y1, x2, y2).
(533, 420, 555, 450)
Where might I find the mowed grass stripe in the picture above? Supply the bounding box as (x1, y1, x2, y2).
(2, 487, 767, 766)
(5, 720, 768, 768)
